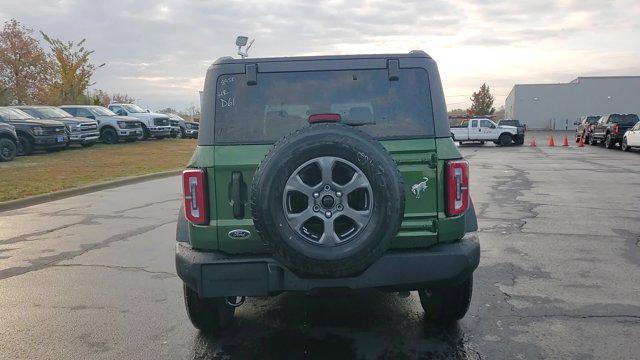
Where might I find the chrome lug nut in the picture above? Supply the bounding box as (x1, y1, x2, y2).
(336, 191, 342, 197)
(313, 192, 320, 198)
(324, 211, 332, 218)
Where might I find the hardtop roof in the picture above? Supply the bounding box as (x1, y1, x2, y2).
(212, 50, 431, 65)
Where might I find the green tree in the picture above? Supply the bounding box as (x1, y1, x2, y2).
(468, 83, 495, 116)
(0, 84, 13, 105)
(41, 32, 104, 104)
(88, 88, 110, 106)
(0, 19, 52, 104)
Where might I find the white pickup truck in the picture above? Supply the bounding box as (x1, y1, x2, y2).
(450, 118, 522, 146)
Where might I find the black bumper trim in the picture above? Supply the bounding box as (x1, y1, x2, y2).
(176, 233, 480, 298)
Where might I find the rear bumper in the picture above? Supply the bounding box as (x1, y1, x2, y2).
(176, 232, 480, 298)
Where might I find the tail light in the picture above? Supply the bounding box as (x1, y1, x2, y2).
(446, 160, 469, 216)
(612, 124, 619, 135)
(182, 169, 208, 224)
(308, 113, 341, 124)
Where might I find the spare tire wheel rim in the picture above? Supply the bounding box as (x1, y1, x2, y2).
(282, 156, 373, 246)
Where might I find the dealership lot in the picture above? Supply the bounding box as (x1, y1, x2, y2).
(0, 137, 639, 359)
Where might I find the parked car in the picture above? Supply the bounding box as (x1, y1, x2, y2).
(183, 120, 199, 139)
(450, 117, 520, 146)
(0, 107, 68, 155)
(165, 113, 199, 139)
(574, 115, 600, 144)
(590, 114, 639, 148)
(496, 119, 526, 144)
(165, 113, 184, 138)
(176, 51, 479, 331)
(107, 103, 171, 140)
(59, 105, 142, 144)
(15, 106, 99, 148)
(622, 120, 640, 152)
(0, 122, 18, 162)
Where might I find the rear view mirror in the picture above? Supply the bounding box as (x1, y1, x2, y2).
(236, 36, 248, 46)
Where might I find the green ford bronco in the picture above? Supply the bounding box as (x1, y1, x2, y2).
(176, 51, 479, 331)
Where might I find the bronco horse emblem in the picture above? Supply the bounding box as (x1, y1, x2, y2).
(411, 177, 429, 199)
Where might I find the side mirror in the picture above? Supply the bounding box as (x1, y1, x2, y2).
(490, 124, 496, 129)
(116, 110, 126, 116)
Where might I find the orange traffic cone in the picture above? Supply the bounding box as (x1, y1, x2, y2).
(530, 136, 537, 147)
(578, 135, 585, 147)
(549, 135, 555, 147)
(562, 134, 569, 147)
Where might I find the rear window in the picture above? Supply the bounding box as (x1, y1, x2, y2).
(586, 116, 600, 124)
(499, 120, 520, 126)
(610, 114, 639, 126)
(450, 119, 468, 128)
(213, 68, 434, 144)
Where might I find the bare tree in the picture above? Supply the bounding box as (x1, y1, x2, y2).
(110, 93, 136, 104)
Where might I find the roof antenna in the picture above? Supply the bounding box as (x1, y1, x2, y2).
(236, 36, 254, 59)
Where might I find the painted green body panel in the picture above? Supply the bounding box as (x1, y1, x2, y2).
(186, 137, 467, 253)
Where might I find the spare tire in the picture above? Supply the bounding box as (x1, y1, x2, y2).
(251, 123, 405, 278)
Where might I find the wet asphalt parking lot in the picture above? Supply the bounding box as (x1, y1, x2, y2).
(1, 135, 639, 359)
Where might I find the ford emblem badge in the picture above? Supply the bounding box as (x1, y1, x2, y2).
(228, 229, 251, 240)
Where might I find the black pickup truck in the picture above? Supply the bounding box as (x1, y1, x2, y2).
(590, 114, 639, 149)
(0, 107, 68, 155)
(497, 119, 526, 144)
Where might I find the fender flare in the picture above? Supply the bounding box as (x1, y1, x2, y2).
(100, 125, 117, 134)
(464, 199, 478, 233)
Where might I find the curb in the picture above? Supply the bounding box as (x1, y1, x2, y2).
(0, 170, 182, 212)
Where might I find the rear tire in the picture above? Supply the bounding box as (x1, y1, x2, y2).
(0, 138, 17, 161)
(16, 134, 34, 156)
(183, 284, 235, 332)
(419, 276, 473, 323)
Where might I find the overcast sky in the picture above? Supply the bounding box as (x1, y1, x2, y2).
(1, 0, 639, 111)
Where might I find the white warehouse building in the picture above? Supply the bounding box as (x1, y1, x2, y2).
(504, 76, 640, 130)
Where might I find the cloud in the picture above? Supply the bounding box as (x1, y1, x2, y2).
(0, 0, 638, 110)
